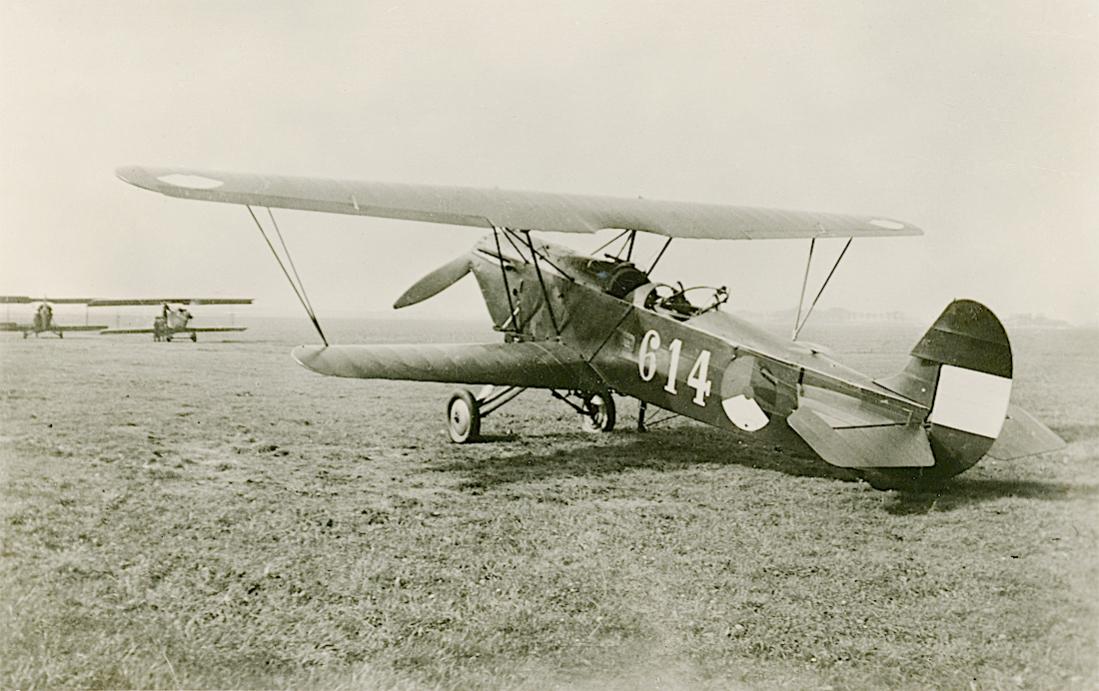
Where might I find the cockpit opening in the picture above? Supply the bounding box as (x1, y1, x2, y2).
(642, 282, 728, 320)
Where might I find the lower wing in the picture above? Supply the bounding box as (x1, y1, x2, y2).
(100, 328, 154, 335)
(293, 341, 604, 390)
(2, 323, 107, 332)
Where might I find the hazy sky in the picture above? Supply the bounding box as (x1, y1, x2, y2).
(2, 0, 1096, 325)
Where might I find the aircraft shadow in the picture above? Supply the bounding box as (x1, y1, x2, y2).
(883, 477, 1099, 515)
(432, 427, 1097, 513)
(432, 426, 859, 492)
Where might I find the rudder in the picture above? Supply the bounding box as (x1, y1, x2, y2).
(877, 299, 1013, 481)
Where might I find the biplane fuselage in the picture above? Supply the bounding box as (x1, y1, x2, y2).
(464, 237, 934, 473)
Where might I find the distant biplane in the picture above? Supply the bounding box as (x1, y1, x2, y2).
(0, 296, 107, 338)
(117, 166, 1064, 489)
(94, 298, 252, 341)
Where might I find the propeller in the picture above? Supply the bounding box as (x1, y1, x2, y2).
(393, 254, 473, 309)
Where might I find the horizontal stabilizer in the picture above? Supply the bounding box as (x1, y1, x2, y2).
(788, 391, 934, 469)
(117, 166, 922, 241)
(293, 341, 602, 391)
(987, 405, 1066, 460)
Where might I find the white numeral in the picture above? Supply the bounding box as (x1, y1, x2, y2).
(637, 329, 713, 407)
(664, 339, 682, 394)
(638, 330, 660, 381)
(687, 349, 712, 406)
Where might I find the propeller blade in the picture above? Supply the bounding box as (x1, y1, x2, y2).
(393, 254, 473, 309)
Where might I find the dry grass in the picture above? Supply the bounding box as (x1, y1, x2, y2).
(1, 320, 1097, 689)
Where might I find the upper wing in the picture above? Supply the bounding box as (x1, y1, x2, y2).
(89, 298, 253, 307)
(292, 341, 603, 390)
(0, 296, 96, 304)
(117, 166, 921, 241)
(183, 326, 247, 333)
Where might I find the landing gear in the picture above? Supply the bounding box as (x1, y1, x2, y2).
(446, 385, 527, 443)
(581, 392, 616, 433)
(445, 387, 616, 442)
(190, 332, 198, 342)
(447, 390, 481, 443)
(550, 389, 617, 433)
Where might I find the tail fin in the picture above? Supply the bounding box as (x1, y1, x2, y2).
(878, 299, 1013, 479)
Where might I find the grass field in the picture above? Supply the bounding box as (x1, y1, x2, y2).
(1, 318, 1097, 689)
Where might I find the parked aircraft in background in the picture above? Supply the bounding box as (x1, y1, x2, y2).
(0, 296, 106, 338)
(116, 166, 1064, 489)
(94, 298, 252, 341)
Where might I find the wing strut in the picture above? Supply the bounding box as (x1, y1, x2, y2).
(523, 230, 561, 336)
(491, 227, 517, 333)
(791, 238, 853, 340)
(246, 205, 329, 346)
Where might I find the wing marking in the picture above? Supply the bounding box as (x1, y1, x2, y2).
(118, 166, 922, 241)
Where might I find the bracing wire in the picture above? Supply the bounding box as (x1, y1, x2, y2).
(592, 229, 630, 257)
(267, 208, 320, 324)
(246, 205, 329, 346)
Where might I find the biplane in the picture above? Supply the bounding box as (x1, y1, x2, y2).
(116, 166, 1065, 489)
(0, 296, 107, 338)
(94, 298, 252, 341)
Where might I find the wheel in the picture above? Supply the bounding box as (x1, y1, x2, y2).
(446, 389, 481, 443)
(190, 332, 197, 342)
(581, 392, 616, 433)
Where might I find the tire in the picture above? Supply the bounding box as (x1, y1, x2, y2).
(447, 389, 481, 443)
(581, 392, 616, 433)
